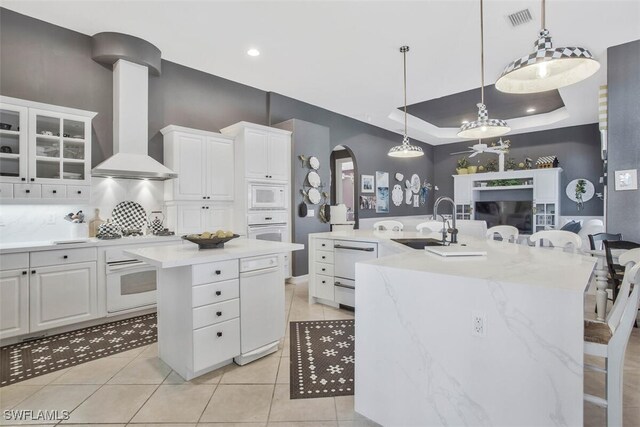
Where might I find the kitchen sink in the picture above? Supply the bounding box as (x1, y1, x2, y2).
(391, 238, 447, 249)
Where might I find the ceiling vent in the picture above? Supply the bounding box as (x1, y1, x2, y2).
(507, 9, 533, 27)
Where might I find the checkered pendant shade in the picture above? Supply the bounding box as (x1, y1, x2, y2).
(457, 103, 511, 139)
(495, 29, 600, 94)
(388, 135, 424, 158)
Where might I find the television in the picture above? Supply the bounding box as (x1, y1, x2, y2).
(474, 201, 533, 234)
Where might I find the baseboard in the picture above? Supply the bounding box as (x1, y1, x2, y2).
(286, 274, 309, 284)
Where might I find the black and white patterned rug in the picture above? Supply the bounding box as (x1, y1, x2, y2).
(0, 313, 157, 387)
(290, 319, 355, 399)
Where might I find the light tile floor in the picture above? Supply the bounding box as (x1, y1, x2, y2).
(1, 282, 638, 426)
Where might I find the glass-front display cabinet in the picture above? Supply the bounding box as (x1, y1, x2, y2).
(0, 104, 28, 183)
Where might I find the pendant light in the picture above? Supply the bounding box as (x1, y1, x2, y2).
(458, 0, 510, 139)
(495, 0, 600, 93)
(388, 46, 424, 158)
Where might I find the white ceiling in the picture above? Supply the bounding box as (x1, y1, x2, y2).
(3, 0, 639, 146)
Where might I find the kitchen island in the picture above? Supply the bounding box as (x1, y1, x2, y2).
(349, 235, 595, 426)
(126, 238, 303, 380)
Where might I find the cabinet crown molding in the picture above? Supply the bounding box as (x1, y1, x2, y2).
(220, 121, 292, 137)
(160, 125, 233, 140)
(0, 96, 97, 118)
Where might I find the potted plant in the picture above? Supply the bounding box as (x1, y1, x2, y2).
(485, 159, 497, 172)
(467, 160, 479, 174)
(456, 157, 469, 175)
(505, 157, 518, 171)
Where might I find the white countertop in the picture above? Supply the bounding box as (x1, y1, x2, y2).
(125, 238, 304, 268)
(311, 230, 596, 292)
(0, 235, 183, 254)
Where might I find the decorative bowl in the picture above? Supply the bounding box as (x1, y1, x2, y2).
(182, 234, 240, 249)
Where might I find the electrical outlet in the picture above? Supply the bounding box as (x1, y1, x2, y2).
(307, 209, 315, 217)
(471, 311, 486, 337)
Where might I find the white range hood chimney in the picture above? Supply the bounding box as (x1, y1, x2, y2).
(91, 33, 177, 180)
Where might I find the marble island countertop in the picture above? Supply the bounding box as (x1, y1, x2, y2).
(125, 237, 304, 268)
(312, 229, 596, 292)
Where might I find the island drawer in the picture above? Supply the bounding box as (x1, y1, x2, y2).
(315, 262, 334, 276)
(315, 274, 335, 301)
(193, 279, 239, 307)
(0, 253, 29, 270)
(316, 250, 334, 264)
(193, 318, 240, 371)
(30, 247, 97, 267)
(192, 259, 239, 285)
(193, 298, 239, 329)
(315, 239, 334, 251)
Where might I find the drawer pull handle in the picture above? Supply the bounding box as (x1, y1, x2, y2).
(215, 270, 221, 275)
(321, 280, 326, 284)
(216, 311, 222, 316)
(217, 332, 223, 337)
(322, 268, 326, 271)
(203, 196, 206, 199)
(31, 270, 36, 274)
(321, 256, 325, 259)
(334, 244, 375, 252)
(265, 217, 272, 220)
(52, 190, 57, 194)
(77, 190, 82, 194)
(25, 189, 30, 194)
(21, 177, 25, 181)
(22, 271, 27, 275)
(30, 178, 34, 182)
(215, 291, 222, 296)
(63, 255, 68, 259)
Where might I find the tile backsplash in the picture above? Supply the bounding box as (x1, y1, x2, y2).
(0, 178, 164, 243)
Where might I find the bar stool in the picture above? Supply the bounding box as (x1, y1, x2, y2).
(372, 220, 403, 231)
(486, 225, 519, 243)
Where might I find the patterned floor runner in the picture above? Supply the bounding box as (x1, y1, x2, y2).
(290, 319, 355, 399)
(0, 313, 157, 387)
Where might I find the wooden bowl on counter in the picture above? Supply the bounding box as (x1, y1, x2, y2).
(181, 234, 240, 249)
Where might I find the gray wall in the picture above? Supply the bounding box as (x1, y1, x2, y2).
(432, 124, 605, 216)
(0, 8, 113, 167)
(607, 40, 640, 242)
(274, 119, 331, 277)
(268, 93, 435, 219)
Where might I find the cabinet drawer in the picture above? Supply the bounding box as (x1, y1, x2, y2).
(41, 184, 67, 199)
(192, 279, 239, 307)
(316, 250, 334, 264)
(0, 183, 13, 199)
(0, 253, 29, 270)
(30, 247, 97, 268)
(13, 184, 41, 199)
(66, 185, 90, 200)
(193, 318, 240, 371)
(193, 298, 239, 329)
(315, 239, 334, 251)
(315, 262, 334, 276)
(315, 274, 335, 301)
(192, 259, 239, 285)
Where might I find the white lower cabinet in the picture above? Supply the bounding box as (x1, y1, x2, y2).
(0, 269, 29, 339)
(193, 318, 240, 372)
(29, 261, 97, 332)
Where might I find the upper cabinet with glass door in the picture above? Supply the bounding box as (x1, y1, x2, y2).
(30, 109, 91, 184)
(0, 103, 28, 183)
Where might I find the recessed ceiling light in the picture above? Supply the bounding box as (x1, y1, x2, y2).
(526, 107, 536, 113)
(247, 48, 260, 57)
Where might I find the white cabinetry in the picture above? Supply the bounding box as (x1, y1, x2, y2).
(225, 124, 290, 181)
(0, 96, 96, 202)
(0, 254, 30, 340)
(30, 261, 98, 332)
(166, 203, 235, 235)
(161, 125, 234, 201)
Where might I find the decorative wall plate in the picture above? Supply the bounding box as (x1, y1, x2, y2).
(308, 188, 321, 204)
(405, 188, 412, 205)
(307, 171, 321, 188)
(411, 174, 421, 194)
(309, 156, 320, 170)
(392, 184, 403, 206)
(112, 201, 147, 230)
(395, 173, 404, 181)
(566, 178, 595, 203)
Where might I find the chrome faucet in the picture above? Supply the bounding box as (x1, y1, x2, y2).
(433, 196, 458, 244)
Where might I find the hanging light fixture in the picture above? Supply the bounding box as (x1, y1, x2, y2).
(388, 46, 424, 158)
(495, 0, 600, 94)
(458, 0, 510, 139)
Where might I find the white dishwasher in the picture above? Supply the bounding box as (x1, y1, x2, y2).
(333, 240, 378, 308)
(234, 254, 284, 365)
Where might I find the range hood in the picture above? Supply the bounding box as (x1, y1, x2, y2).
(91, 33, 177, 180)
